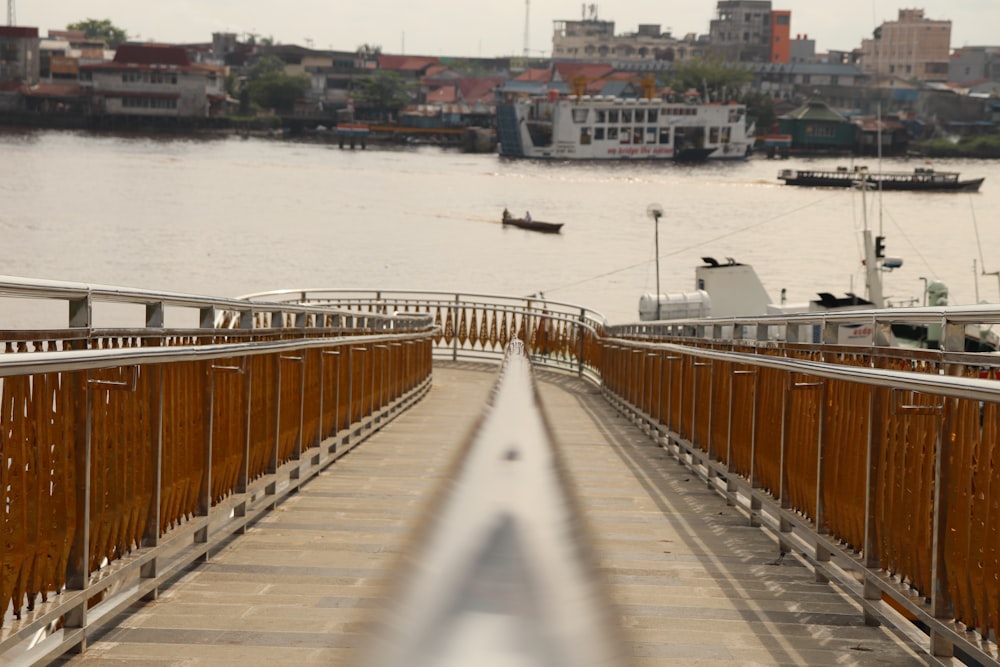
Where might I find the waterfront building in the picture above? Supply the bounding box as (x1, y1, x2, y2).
(0, 26, 39, 111)
(80, 44, 228, 118)
(39, 30, 112, 81)
(775, 98, 858, 152)
(860, 9, 950, 83)
(0, 26, 39, 85)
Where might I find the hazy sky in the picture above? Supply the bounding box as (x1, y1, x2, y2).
(21, 1, 1000, 58)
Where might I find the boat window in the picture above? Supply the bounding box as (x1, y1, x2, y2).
(647, 109, 658, 123)
(632, 128, 643, 144)
(635, 109, 645, 123)
(580, 127, 592, 144)
(646, 127, 657, 143)
(607, 127, 619, 140)
(710, 127, 720, 143)
(721, 126, 731, 143)
(595, 127, 605, 140)
(659, 127, 671, 144)
(571, 108, 589, 123)
(621, 109, 632, 123)
(595, 109, 607, 124)
(608, 109, 619, 123)
(619, 129, 630, 144)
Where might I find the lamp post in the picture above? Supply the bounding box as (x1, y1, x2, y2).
(647, 203, 664, 320)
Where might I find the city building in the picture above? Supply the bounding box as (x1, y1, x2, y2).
(708, 1, 773, 63)
(551, 8, 709, 63)
(0, 26, 39, 84)
(860, 9, 950, 83)
(769, 10, 790, 63)
(949, 46, 1000, 85)
(40, 30, 113, 81)
(80, 44, 228, 118)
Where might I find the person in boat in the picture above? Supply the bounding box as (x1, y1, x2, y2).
(524, 211, 532, 222)
(503, 207, 511, 222)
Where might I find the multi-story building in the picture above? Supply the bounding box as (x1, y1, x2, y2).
(0, 26, 40, 84)
(949, 46, 1000, 84)
(40, 30, 113, 81)
(769, 10, 790, 63)
(708, 1, 773, 63)
(551, 16, 709, 63)
(80, 44, 227, 118)
(860, 9, 950, 83)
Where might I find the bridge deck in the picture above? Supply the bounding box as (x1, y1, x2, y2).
(61, 363, 925, 666)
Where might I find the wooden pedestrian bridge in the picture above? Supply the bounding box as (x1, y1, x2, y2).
(3, 277, 1000, 666)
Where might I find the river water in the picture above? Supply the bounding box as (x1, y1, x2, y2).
(2, 128, 999, 326)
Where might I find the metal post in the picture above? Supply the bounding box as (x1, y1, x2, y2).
(862, 386, 884, 626)
(648, 203, 664, 321)
(65, 369, 92, 652)
(196, 360, 214, 549)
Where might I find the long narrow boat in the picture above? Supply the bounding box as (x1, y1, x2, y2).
(501, 215, 563, 233)
(778, 166, 984, 192)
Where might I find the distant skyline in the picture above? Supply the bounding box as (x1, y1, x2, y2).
(20, 1, 1000, 58)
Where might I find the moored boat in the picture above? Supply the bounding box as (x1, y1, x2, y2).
(496, 93, 754, 162)
(778, 166, 984, 192)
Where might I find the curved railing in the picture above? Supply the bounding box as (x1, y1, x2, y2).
(239, 288, 609, 381)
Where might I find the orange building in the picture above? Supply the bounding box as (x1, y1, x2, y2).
(770, 10, 791, 63)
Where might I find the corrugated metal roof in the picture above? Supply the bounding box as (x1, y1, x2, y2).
(114, 44, 191, 66)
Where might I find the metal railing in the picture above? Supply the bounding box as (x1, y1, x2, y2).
(355, 340, 626, 667)
(0, 277, 435, 664)
(598, 333, 1000, 665)
(8, 278, 1000, 665)
(239, 288, 608, 380)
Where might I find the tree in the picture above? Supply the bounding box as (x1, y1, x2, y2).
(67, 18, 128, 49)
(665, 59, 751, 102)
(246, 55, 309, 114)
(355, 70, 412, 116)
(739, 90, 777, 133)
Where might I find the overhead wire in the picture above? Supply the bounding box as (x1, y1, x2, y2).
(542, 192, 842, 296)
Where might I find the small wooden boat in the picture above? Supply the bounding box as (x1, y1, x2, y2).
(501, 213, 563, 233)
(777, 166, 984, 192)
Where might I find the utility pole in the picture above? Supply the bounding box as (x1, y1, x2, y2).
(7, 0, 15, 26)
(523, 0, 530, 57)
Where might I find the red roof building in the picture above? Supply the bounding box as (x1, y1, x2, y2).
(80, 43, 228, 118)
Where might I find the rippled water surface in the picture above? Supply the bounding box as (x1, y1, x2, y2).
(2, 128, 999, 325)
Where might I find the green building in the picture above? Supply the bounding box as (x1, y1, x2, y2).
(777, 100, 858, 153)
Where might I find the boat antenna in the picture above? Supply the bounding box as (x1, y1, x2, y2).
(970, 195, 1000, 301)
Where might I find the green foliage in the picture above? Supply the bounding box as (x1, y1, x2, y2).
(665, 59, 752, 102)
(246, 55, 309, 114)
(356, 70, 412, 111)
(739, 90, 777, 132)
(67, 18, 128, 48)
(912, 132, 1000, 158)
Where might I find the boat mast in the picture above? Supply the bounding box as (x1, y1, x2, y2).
(859, 170, 884, 308)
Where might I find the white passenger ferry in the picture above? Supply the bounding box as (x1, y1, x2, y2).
(497, 94, 754, 161)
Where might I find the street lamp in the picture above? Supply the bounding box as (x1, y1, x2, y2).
(646, 203, 664, 320)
